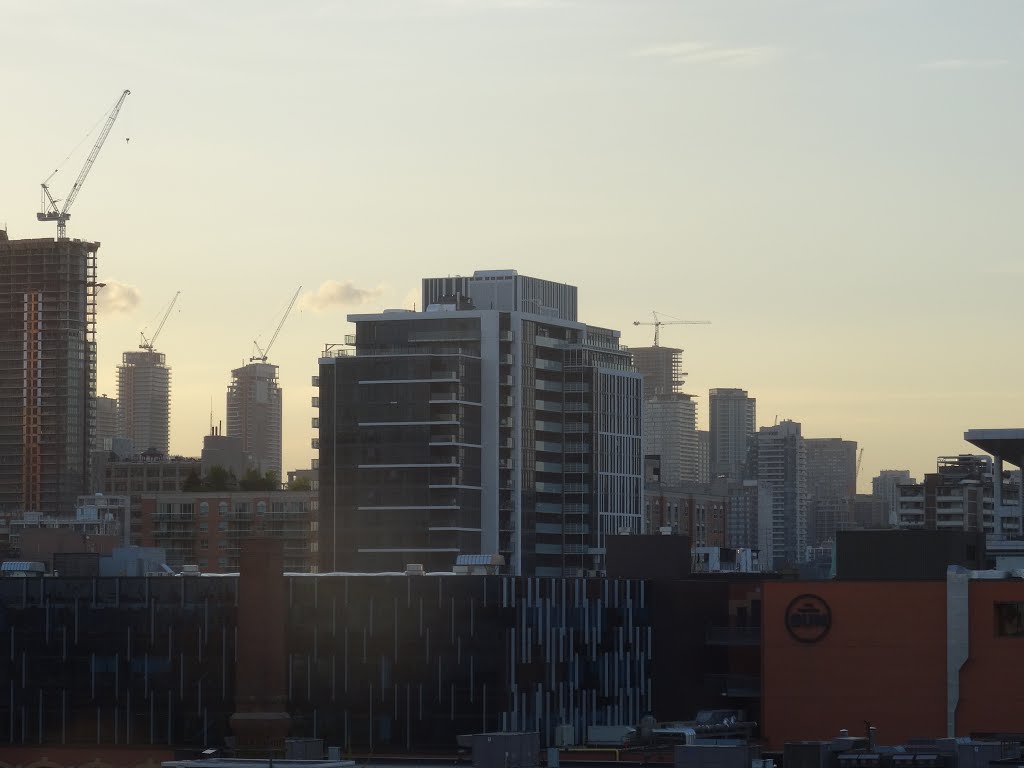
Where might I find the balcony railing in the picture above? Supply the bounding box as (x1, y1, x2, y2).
(705, 674, 761, 698)
(706, 626, 760, 646)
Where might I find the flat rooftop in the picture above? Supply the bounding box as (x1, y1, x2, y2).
(163, 761, 354, 768)
(964, 429, 1024, 467)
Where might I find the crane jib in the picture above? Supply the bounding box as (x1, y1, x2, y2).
(37, 88, 130, 239)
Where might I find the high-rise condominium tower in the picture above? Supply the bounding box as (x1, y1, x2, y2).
(227, 362, 282, 479)
(805, 437, 857, 546)
(756, 419, 807, 568)
(117, 350, 170, 455)
(0, 233, 99, 514)
(93, 394, 119, 452)
(709, 388, 757, 480)
(317, 270, 643, 576)
(632, 345, 699, 485)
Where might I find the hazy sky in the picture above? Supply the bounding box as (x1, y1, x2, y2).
(3, 0, 1022, 490)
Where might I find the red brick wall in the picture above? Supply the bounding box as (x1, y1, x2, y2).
(957, 580, 1024, 735)
(762, 581, 947, 749)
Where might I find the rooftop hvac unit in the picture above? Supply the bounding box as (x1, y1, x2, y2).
(554, 724, 576, 747)
(285, 738, 324, 759)
(405, 563, 425, 576)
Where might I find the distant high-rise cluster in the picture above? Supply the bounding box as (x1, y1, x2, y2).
(7, 222, 1024, 580)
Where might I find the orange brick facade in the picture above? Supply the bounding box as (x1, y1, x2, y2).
(763, 578, 1024, 749)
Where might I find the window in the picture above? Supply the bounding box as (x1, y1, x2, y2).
(996, 603, 1024, 636)
(219, 501, 229, 515)
(257, 501, 267, 516)
(199, 522, 208, 533)
(200, 539, 209, 549)
(199, 502, 209, 517)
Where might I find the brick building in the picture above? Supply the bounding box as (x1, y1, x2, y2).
(139, 491, 317, 572)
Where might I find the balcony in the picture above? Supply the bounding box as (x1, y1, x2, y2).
(705, 674, 761, 698)
(706, 627, 760, 646)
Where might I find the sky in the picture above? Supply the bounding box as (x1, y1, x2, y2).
(2, 0, 1023, 491)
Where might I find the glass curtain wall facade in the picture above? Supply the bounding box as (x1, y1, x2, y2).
(0, 575, 654, 751)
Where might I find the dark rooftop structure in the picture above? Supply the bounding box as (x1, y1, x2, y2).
(834, 529, 987, 580)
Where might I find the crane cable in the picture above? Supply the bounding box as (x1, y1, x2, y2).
(43, 93, 126, 188)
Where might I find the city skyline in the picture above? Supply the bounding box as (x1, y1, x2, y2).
(3, 1, 1023, 488)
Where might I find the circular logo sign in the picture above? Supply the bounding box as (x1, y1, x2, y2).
(785, 593, 832, 643)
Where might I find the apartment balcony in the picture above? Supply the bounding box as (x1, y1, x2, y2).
(154, 511, 194, 521)
(535, 359, 562, 371)
(705, 674, 761, 698)
(408, 330, 481, 343)
(535, 420, 563, 434)
(534, 336, 565, 349)
(706, 627, 760, 646)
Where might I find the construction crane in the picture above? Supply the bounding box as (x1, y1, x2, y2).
(37, 89, 130, 240)
(140, 291, 181, 352)
(856, 448, 865, 487)
(633, 311, 711, 347)
(251, 286, 302, 363)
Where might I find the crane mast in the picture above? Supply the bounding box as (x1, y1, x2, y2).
(38, 89, 130, 240)
(252, 286, 302, 363)
(140, 291, 181, 352)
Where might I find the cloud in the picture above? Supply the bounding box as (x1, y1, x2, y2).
(300, 280, 383, 312)
(922, 58, 1008, 71)
(98, 280, 141, 314)
(633, 41, 777, 67)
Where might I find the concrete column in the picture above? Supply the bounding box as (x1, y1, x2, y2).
(230, 537, 291, 755)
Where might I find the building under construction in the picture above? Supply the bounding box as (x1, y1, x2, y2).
(226, 362, 282, 479)
(0, 232, 99, 515)
(117, 349, 171, 455)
